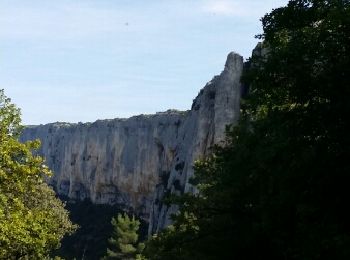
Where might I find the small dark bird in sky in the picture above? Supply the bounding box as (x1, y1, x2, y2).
(125, 22, 129, 26)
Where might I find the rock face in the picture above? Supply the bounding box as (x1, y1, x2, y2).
(21, 52, 243, 231)
(148, 52, 243, 234)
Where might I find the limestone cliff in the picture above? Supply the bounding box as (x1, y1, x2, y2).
(148, 52, 243, 234)
(21, 52, 243, 231)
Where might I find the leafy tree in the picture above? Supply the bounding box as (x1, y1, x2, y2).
(0, 89, 76, 259)
(144, 0, 350, 259)
(103, 213, 145, 260)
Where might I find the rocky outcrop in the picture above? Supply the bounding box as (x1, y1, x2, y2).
(21, 52, 243, 230)
(148, 52, 243, 234)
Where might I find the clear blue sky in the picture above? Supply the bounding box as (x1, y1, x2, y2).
(0, 0, 288, 125)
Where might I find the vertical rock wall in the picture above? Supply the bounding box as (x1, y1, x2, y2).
(148, 52, 243, 233)
(21, 52, 243, 229)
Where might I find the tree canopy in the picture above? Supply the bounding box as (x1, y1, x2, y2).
(0, 89, 76, 259)
(143, 0, 350, 259)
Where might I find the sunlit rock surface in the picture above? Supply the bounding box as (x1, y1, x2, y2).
(21, 52, 243, 232)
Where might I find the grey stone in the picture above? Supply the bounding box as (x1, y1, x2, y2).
(21, 51, 244, 233)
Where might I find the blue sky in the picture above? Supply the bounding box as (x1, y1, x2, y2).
(0, 0, 288, 125)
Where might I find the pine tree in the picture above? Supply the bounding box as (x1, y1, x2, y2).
(103, 213, 145, 260)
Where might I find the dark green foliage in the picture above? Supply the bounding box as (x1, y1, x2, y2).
(55, 199, 147, 260)
(55, 199, 119, 259)
(103, 213, 145, 260)
(144, 1, 350, 259)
